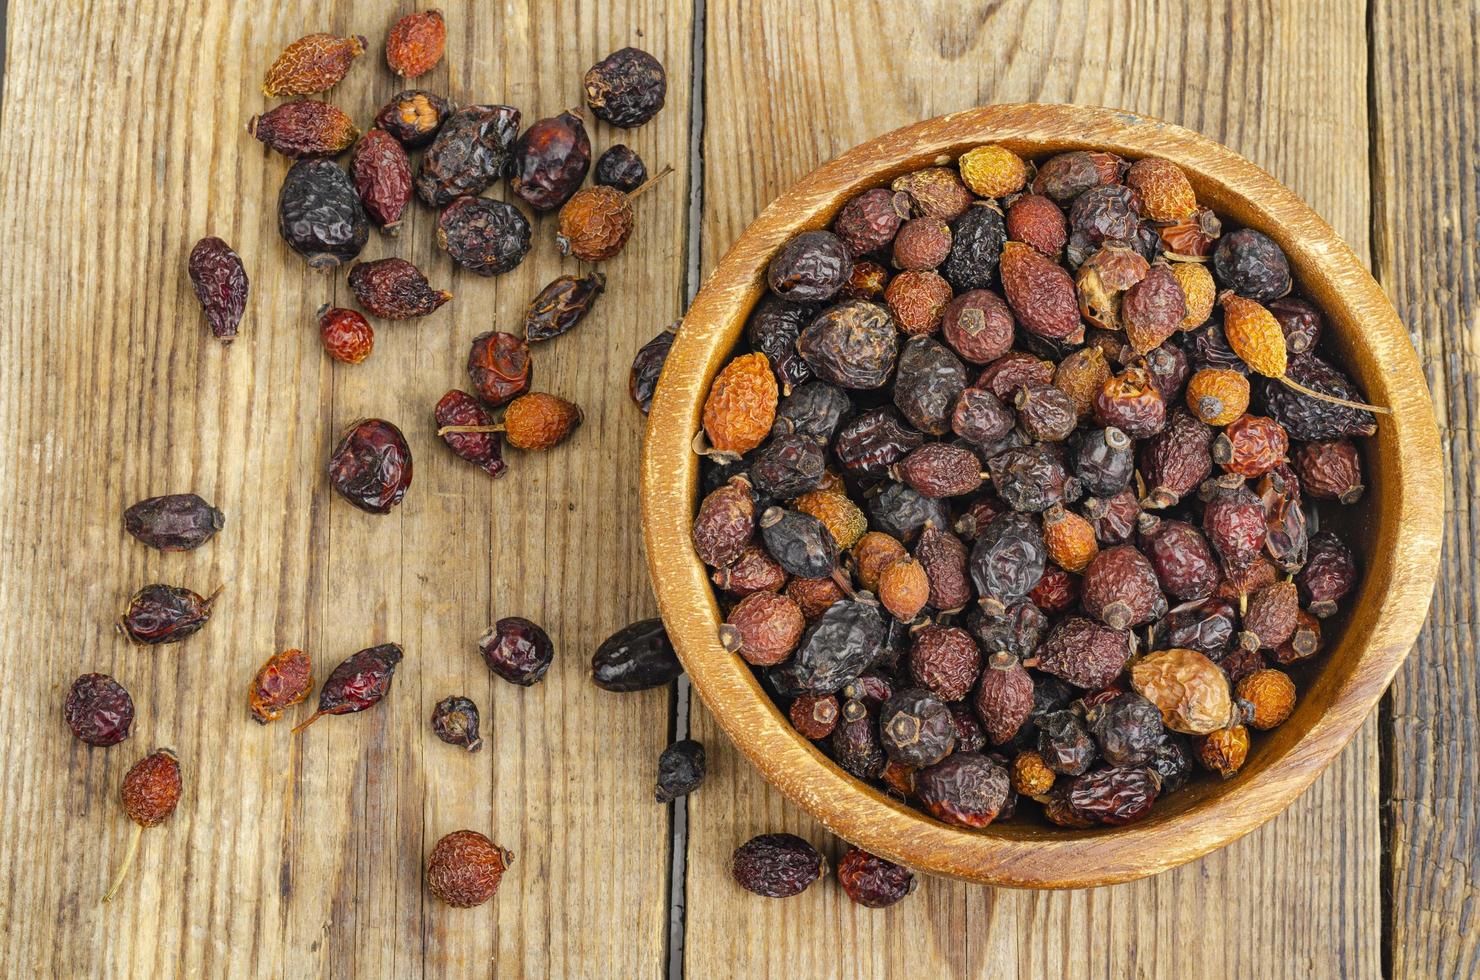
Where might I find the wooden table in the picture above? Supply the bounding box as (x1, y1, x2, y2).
(0, 1, 1469, 976)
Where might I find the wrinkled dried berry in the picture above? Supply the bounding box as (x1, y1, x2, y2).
(972, 651, 1033, 744)
(692, 475, 757, 567)
(431, 696, 483, 752)
(892, 443, 982, 498)
(592, 618, 681, 691)
(104, 747, 183, 902)
(467, 331, 532, 408)
(768, 231, 853, 303)
(1261, 353, 1378, 441)
(714, 543, 787, 597)
(248, 648, 313, 725)
(837, 847, 916, 908)
(1015, 383, 1078, 442)
(865, 481, 950, 545)
(1130, 648, 1236, 734)
(386, 10, 445, 78)
(1267, 295, 1323, 355)
(794, 490, 866, 551)
(522, 272, 605, 344)
(1200, 475, 1267, 570)
(843, 260, 890, 300)
(1000, 241, 1083, 341)
(909, 625, 981, 701)
(595, 144, 648, 192)
(1094, 368, 1165, 438)
(1212, 413, 1288, 479)
(759, 506, 837, 579)
(1239, 580, 1299, 652)
(768, 596, 886, 696)
(1007, 193, 1069, 258)
(1139, 409, 1215, 508)
(790, 693, 840, 739)
(248, 100, 359, 159)
(829, 703, 886, 778)
(892, 218, 952, 272)
(655, 739, 706, 802)
(1036, 710, 1097, 775)
(1298, 531, 1358, 617)
(1067, 766, 1160, 825)
(1066, 184, 1144, 267)
(834, 188, 907, 256)
(1236, 669, 1296, 730)
(1295, 439, 1364, 502)
(630, 322, 678, 413)
(1213, 228, 1291, 302)
(773, 381, 851, 443)
(1031, 616, 1133, 690)
(479, 617, 554, 686)
(1070, 426, 1133, 497)
(318, 305, 374, 363)
(1153, 597, 1237, 658)
(794, 301, 897, 390)
(1085, 692, 1164, 766)
(1126, 157, 1196, 221)
(704, 353, 778, 454)
(941, 203, 1008, 292)
(427, 830, 512, 908)
(327, 418, 412, 513)
(911, 526, 971, 611)
(278, 159, 368, 270)
(374, 90, 451, 148)
(893, 167, 973, 222)
(987, 444, 1076, 513)
(732, 834, 824, 898)
(187, 236, 249, 344)
(123, 493, 223, 552)
(349, 129, 412, 233)
(511, 111, 591, 211)
(750, 432, 827, 499)
(880, 687, 956, 766)
(1082, 487, 1141, 545)
(1138, 515, 1219, 602)
(556, 173, 670, 262)
(437, 196, 531, 276)
(889, 336, 967, 435)
(118, 583, 222, 645)
(293, 643, 403, 733)
(915, 752, 1010, 827)
(416, 105, 521, 205)
(1121, 262, 1186, 354)
(721, 590, 806, 666)
(969, 513, 1047, 613)
(1194, 725, 1249, 779)
(65, 673, 134, 746)
(885, 270, 953, 334)
(1033, 151, 1100, 202)
(878, 556, 931, 621)
(349, 258, 451, 318)
(745, 295, 814, 396)
(263, 32, 366, 97)
(585, 47, 667, 127)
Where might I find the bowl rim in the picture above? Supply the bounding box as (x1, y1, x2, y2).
(640, 103, 1444, 888)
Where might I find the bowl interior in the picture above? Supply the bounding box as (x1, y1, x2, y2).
(640, 104, 1443, 887)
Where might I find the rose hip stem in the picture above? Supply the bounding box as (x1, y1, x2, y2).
(626, 163, 675, 201)
(1276, 375, 1391, 414)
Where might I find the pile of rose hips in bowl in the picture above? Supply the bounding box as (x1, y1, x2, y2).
(691, 144, 1378, 833)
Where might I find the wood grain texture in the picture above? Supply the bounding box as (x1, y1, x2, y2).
(674, 0, 1392, 974)
(0, 1, 692, 976)
(1371, 1, 1478, 977)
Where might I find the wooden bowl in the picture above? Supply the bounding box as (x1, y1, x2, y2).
(639, 104, 1443, 888)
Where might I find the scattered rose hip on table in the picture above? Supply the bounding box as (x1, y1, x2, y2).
(591, 619, 681, 692)
(431, 696, 483, 752)
(123, 493, 223, 551)
(262, 32, 366, 97)
(583, 47, 667, 128)
(248, 648, 313, 725)
(374, 89, 451, 148)
(731, 833, 825, 898)
(278, 159, 368, 270)
(655, 739, 706, 802)
(117, 584, 223, 645)
(292, 643, 403, 734)
(188, 237, 248, 344)
(327, 418, 412, 513)
(103, 748, 182, 903)
(318, 305, 374, 364)
(427, 830, 512, 908)
(385, 9, 446, 78)
(65, 673, 134, 747)
(416, 104, 520, 205)
(248, 101, 359, 159)
(479, 617, 554, 686)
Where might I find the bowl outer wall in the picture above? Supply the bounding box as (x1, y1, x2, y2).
(639, 103, 1443, 888)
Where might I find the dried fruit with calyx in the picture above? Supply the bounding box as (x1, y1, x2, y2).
(431, 696, 483, 752)
(720, 591, 806, 666)
(248, 648, 313, 725)
(349, 258, 451, 319)
(1130, 647, 1237, 734)
(556, 165, 674, 261)
(435, 390, 506, 478)
(65, 673, 134, 747)
(732, 834, 825, 898)
(584, 47, 667, 127)
(1000, 241, 1085, 342)
(124, 493, 224, 551)
(263, 32, 366, 97)
(103, 748, 182, 903)
(415, 104, 521, 205)
(438, 393, 583, 451)
(374, 90, 451, 148)
(292, 643, 403, 734)
(511, 110, 592, 212)
(524, 272, 605, 343)
(702, 352, 778, 456)
(118, 584, 223, 645)
(427, 830, 513, 907)
(386, 9, 446, 77)
(327, 418, 412, 513)
(188, 237, 248, 343)
(958, 144, 1028, 198)
(974, 651, 1034, 744)
(248, 101, 359, 159)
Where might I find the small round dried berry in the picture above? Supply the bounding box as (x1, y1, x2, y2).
(1185, 368, 1251, 426)
(430, 696, 483, 752)
(262, 32, 367, 98)
(720, 591, 806, 666)
(247, 100, 360, 159)
(1029, 563, 1080, 614)
(1219, 291, 1288, 378)
(977, 350, 1056, 402)
(374, 90, 451, 148)
(703, 352, 778, 455)
(121, 748, 182, 827)
(841, 259, 890, 300)
(1125, 157, 1197, 221)
(1194, 725, 1250, 779)
(909, 625, 981, 702)
(584, 47, 668, 128)
(1213, 228, 1292, 302)
(892, 217, 952, 272)
(1297, 531, 1358, 617)
(878, 557, 930, 622)
(834, 188, 908, 257)
(594, 144, 647, 192)
(1121, 262, 1187, 354)
(1240, 580, 1300, 652)
(1236, 668, 1296, 730)
(767, 230, 853, 303)
(880, 687, 956, 766)
(1006, 193, 1069, 258)
(1081, 544, 1166, 629)
(892, 167, 973, 222)
(65, 673, 134, 747)
(1042, 504, 1098, 573)
(713, 543, 787, 597)
(1094, 369, 1166, 438)
(798, 301, 900, 390)
(1011, 750, 1056, 796)
(951, 387, 1015, 446)
(959, 144, 1028, 198)
(467, 331, 532, 408)
(1273, 610, 1323, 665)
(851, 532, 909, 593)
(794, 490, 866, 551)
(317, 305, 373, 364)
(786, 576, 846, 622)
(1138, 516, 1219, 601)
(940, 290, 1015, 364)
(248, 648, 314, 724)
(1130, 648, 1237, 734)
(884, 270, 953, 334)
(789, 693, 840, 739)
(692, 476, 756, 568)
(1171, 262, 1216, 330)
(353, 130, 413, 227)
(427, 830, 513, 908)
(731, 833, 825, 898)
(974, 651, 1034, 745)
(1211, 413, 1288, 478)
(385, 10, 445, 77)
(1054, 346, 1113, 418)
(1294, 439, 1365, 503)
(655, 739, 706, 802)
(1015, 383, 1078, 442)
(555, 185, 636, 262)
(837, 847, 916, 909)
(1000, 241, 1084, 342)
(479, 617, 555, 686)
(500, 393, 583, 450)
(1032, 150, 1101, 202)
(914, 525, 973, 612)
(892, 442, 984, 498)
(915, 752, 1010, 828)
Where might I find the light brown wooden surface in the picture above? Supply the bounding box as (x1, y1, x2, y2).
(0, 1, 692, 976)
(683, 1, 1386, 976)
(1371, 1, 1480, 977)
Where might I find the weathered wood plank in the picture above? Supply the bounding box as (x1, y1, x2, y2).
(0, 0, 692, 976)
(1371, 1, 1479, 977)
(685, 1, 1380, 976)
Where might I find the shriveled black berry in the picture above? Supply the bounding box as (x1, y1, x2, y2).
(987, 444, 1077, 513)
(865, 481, 950, 545)
(879, 687, 956, 766)
(1071, 426, 1135, 496)
(595, 144, 648, 192)
(479, 617, 554, 686)
(749, 433, 826, 500)
(837, 847, 916, 908)
(768, 596, 886, 695)
(834, 408, 925, 478)
(655, 739, 706, 802)
(732, 834, 825, 898)
(1036, 709, 1097, 775)
(941, 203, 1007, 292)
(746, 294, 816, 396)
(774, 381, 853, 443)
(584, 47, 667, 128)
(1084, 692, 1164, 766)
(1212, 228, 1292, 302)
(768, 231, 853, 303)
(969, 513, 1047, 613)
(759, 506, 837, 579)
(893, 335, 969, 436)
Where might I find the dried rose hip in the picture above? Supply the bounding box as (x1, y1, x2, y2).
(1130, 648, 1237, 734)
(1067, 766, 1160, 825)
(511, 110, 591, 211)
(769, 231, 853, 303)
(318, 305, 374, 363)
(595, 144, 648, 192)
(350, 258, 451, 319)
(829, 703, 885, 778)
(386, 9, 446, 77)
(427, 830, 513, 908)
(720, 591, 806, 666)
(1267, 296, 1323, 354)
(655, 739, 706, 802)
(479, 616, 554, 686)
(436, 389, 506, 478)
(248, 648, 313, 725)
(893, 335, 968, 435)
(584, 47, 667, 127)
(1030, 616, 1133, 690)
(1139, 408, 1214, 509)
(1094, 368, 1165, 438)
(248, 100, 358, 159)
(1213, 228, 1292, 302)
(1200, 474, 1266, 570)
(118, 584, 222, 645)
(837, 847, 916, 908)
(975, 651, 1034, 744)
(188, 236, 248, 343)
(293, 643, 403, 733)
(557, 171, 671, 262)
(692, 475, 757, 568)
(879, 687, 956, 766)
(970, 513, 1047, 613)
(437, 196, 532, 276)
(262, 32, 366, 97)
(789, 693, 840, 739)
(916, 752, 1010, 827)
(630, 322, 678, 413)
(327, 418, 412, 513)
(732, 833, 825, 898)
(1000, 241, 1083, 342)
(277, 159, 367, 269)
(1195, 724, 1250, 778)
(374, 89, 451, 148)
(1294, 439, 1364, 502)
(522, 272, 605, 343)
(1085, 692, 1164, 766)
(103, 747, 182, 902)
(1297, 531, 1358, 617)
(885, 270, 953, 334)
(1237, 669, 1296, 729)
(1138, 515, 1219, 602)
(892, 217, 952, 272)
(1036, 710, 1097, 775)
(834, 188, 907, 256)
(592, 618, 681, 691)
(1016, 383, 1078, 442)
(1033, 151, 1101, 201)
(1262, 352, 1379, 441)
(467, 331, 532, 408)
(431, 696, 483, 751)
(704, 352, 778, 454)
(123, 493, 223, 551)
(1072, 426, 1134, 496)
(768, 596, 886, 696)
(1186, 367, 1251, 427)
(65, 673, 134, 746)
(350, 129, 412, 233)
(416, 105, 521, 205)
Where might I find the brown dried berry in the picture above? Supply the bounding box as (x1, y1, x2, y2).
(1054, 347, 1113, 418)
(1273, 610, 1323, 665)
(713, 544, 787, 597)
(1194, 725, 1249, 779)
(1297, 531, 1357, 616)
(584, 47, 667, 127)
(416, 105, 521, 205)
(893, 443, 983, 498)
(852, 532, 909, 593)
(879, 557, 930, 622)
(1067, 766, 1161, 825)
(880, 688, 957, 766)
(435, 390, 506, 478)
(1121, 262, 1187, 354)
(103, 747, 183, 902)
(1081, 544, 1165, 629)
(842, 260, 890, 300)
(499, 393, 583, 451)
(247, 100, 359, 159)
(188, 237, 249, 344)
(720, 591, 806, 666)
(248, 648, 313, 725)
(939, 289, 1015, 365)
(431, 696, 483, 752)
(1125, 157, 1197, 221)
(909, 625, 981, 701)
(1212, 413, 1289, 478)
(65, 673, 134, 747)
(1201, 474, 1267, 570)
(1033, 151, 1101, 202)
(1139, 408, 1215, 508)
(1294, 440, 1364, 503)
(511, 110, 592, 212)
(786, 576, 847, 622)
(692, 476, 756, 568)
(427, 830, 513, 908)
(913, 526, 972, 611)
(1075, 245, 1148, 330)
(892, 167, 973, 222)
(630, 322, 678, 413)
(1082, 487, 1142, 545)
(123, 493, 223, 552)
(915, 752, 1010, 828)
(1130, 648, 1237, 734)
(595, 144, 648, 192)
(1041, 504, 1098, 573)
(317, 305, 373, 364)
(1185, 368, 1251, 426)
(974, 651, 1034, 744)
(1159, 206, 1222, 259)
(1171, 262, 1216, 330)
(885, 270, 953, 334)
(374, 90, 451, 148)
(834, 188, 908, 256)
(1239, 580, 1299, 652)
(892, 217, 953, 271)
(1012, 750, 1056, 797)
(348, 258, 451, 319)
(524, 272, 606, 343)
(837, 847, 916, 909)
(1219, 292, 1287, 377)
(1029, 564, 1080, 614)
(1093, 368, 1166, 438)
(556, 185, 639, 261)
(703, 352, 778, 454)
(438, 195, 532, 275)
(1138, 516, 1219, 602)
(386, 9, 446, 78)
(790, 693, 840, 739)
(263, 33, 366, 97)
(349, 129, 412, 233)
(1236, 668, 1296, 729)
(117, 584, 223, 645)
(1000, 241, 1084, 342)
(959, 144, 1028, 197)
(732, 834, 825, 898)
(277, 160, 368, 270)
(794, 490, 867, 551)
(1268, 296, 1324, 354)
(467, 331, 532, 407)
(328, 419, 413, 514)
(1015, 383, 1078, 442)
(798, 300, 900, 390)
(1007, 193, 1069, 257)
(1030, 616, 1133, 690)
